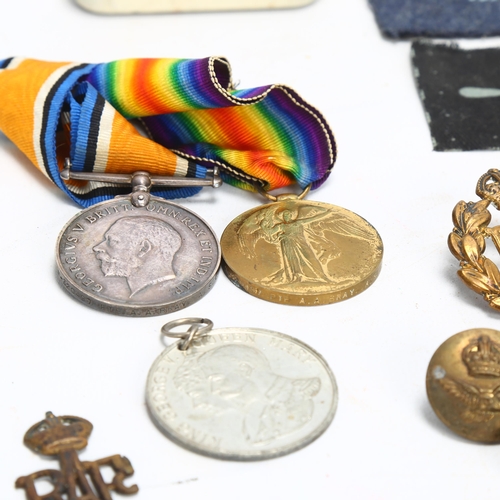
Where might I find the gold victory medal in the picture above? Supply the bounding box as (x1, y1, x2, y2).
(427, 328, 500, 443)
(221, 196, 383, 306)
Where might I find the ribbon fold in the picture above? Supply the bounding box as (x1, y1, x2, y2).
(0, 57, 336, 207)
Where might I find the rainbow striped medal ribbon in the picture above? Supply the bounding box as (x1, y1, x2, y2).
(0, 57, 225, 317)
(0, 57, 382, 314)
(215, 107, 383, 307)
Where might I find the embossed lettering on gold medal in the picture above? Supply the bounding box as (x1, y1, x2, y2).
(427, 328, 500, 442)
(221, 197, 383, 306)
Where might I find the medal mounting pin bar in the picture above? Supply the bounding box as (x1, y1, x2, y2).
(56, 159, 221, 317)
(220, 181, 383, 306)
(61, 158, 222, 207)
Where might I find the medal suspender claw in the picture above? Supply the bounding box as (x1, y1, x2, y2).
(0, 56, 382, 314)
(146, 317, 338, 460)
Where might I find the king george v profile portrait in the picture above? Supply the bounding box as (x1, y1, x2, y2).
(173, 344, 321, 445)
(93, 216, 182, 297)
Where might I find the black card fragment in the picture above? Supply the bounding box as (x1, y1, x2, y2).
(412, 42, 500, 152)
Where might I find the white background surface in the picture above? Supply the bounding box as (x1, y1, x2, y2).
(1, 1, 500, 499)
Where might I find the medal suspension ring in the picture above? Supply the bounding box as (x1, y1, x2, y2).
(449, 169, 500, 310)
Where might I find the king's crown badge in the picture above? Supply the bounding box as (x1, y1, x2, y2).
(462, 336, 500, 377)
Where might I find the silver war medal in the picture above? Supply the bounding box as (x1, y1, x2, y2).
(56, 164, 221, 316)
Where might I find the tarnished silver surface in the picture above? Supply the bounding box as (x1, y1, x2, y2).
(146, 325, 337, 460)
(56, 196, 220, 316)
(60, 162, 222, 189)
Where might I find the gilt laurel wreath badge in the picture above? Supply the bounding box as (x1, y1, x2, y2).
(449, 169, 500, 310)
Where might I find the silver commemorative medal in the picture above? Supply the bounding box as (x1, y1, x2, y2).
(56, 163, 221, 316)
(146, 318, 338, 460)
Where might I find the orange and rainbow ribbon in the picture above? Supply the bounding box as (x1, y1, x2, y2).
(0, 57, 336, 207)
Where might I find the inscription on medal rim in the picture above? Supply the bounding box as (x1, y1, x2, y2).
(56, 197, 220, 317)
(221, 199, 383, 307)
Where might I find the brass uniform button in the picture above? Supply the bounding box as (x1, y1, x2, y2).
(426, 328, 500, 442)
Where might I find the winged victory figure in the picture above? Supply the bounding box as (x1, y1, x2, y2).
(237, 204, 377, 285)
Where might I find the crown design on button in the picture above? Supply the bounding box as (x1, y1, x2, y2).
(23, 411, 93, 456)
(462, 336, 500, 377)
